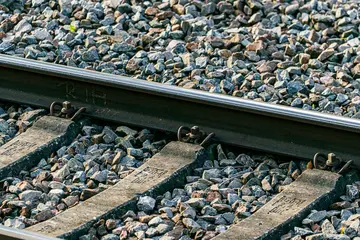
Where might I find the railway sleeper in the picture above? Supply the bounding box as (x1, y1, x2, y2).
(26, 141, 206, 239)
(215, 169, 358, 240)
(0, 116, 80, 180)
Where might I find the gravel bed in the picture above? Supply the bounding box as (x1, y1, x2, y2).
(79, 144, 308, 240)
(0, 122, 167, 229)
(0, 102, 45, 146)
(1, 1, 360, 116)
(282, 182, 360, 240)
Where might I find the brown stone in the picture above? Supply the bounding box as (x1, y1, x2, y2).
(20, 206, 30, 218)
(230, 34, 243, 44)
(317, 48, 335, 61)
(148, 28, 164, 34)
(299, 53, 311, 64)
(0, 31, 6, 39)
(36, 171, 52, 182)
(0, 4, 8, 12)
(17, 181, 34, 191)
(171, 213, 181, 223)
(92, 134, 104, 144)
(206, 191, 222, 202)
(106, 219, 117, 230)
(191, 190, 206, 198)
(156, 11, 173, 20)
(0, 19, 14, 32)
(34, 209, 55, 222)
(138, 214, 154, 223)
(182, 82, 197, 89)
(2, 208, 12, 215)
(352, 63, 360, 77)
(329, 201, 351, 210)
(80, 188, 99, 201)
(354, 55, 360, 65)
(112, 151, 125, 165)
(145, 7, 159, 16)
(171, 24, 180, 31)
(126, 58, 140, 73)
(173, 4, 184, 15)
(218, 49, 232, 58)
(246, 40, 265, 51)
(257, 61, 278, 73)
(62, 195, 79, 208)
(308, 30, 320, 43)
(186, 42, 199, 51)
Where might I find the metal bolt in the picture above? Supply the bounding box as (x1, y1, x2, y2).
(61, 101, 72, 112)
(326, 153, 338, 167)
(191, 126, 200, 135)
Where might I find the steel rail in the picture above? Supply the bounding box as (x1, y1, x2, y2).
(0, 225, 60, 240)
(0, 54, 359, 166)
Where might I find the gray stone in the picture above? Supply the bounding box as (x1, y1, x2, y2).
(19, 190, 42, 202)
(49, 181, 65, 189)
(156, 223, 173, 235)
(90, 170, 108, 183)
(294, 227, 313, 236)
(321, 219, 336, 234)
(345, 219, 359, 238)
(33, 28, 49, 40)
(14, 20, 32, 36)
(203, 169, 221, 180)
(148, 216, 163, 227)
(186, 198, 206, 209)
(59, 0, 72, 13)
(53, 164, 70, 179)
(82, 47, 100, 62)
(182, 218, 201, 231)
(325, 234, 350, 240)
(307, 210, 328, 223)
(137, 196, 156, 212)
(48, 189, 65, 199)
(201, 3, 216, 16)
(346, 185, 359, 200)
(0, 119, 9, 133)
(4, 218, 25, 229)
(101, 234, 119, 240)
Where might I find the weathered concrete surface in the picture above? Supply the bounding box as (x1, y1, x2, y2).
(215, 169, 346, 240)
(27, 141, 206, 239)
(0, 116, 79, 179)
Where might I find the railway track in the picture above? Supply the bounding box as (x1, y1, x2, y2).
(1, 54, 360, 165)
(0, 0, 359, 239)
(0, 55, 358, 240)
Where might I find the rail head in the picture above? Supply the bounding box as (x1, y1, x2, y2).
(0, 225, 60, 240)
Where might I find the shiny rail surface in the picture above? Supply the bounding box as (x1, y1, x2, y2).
(0, 225, 60, 240)
(0, 54, 359, 167)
